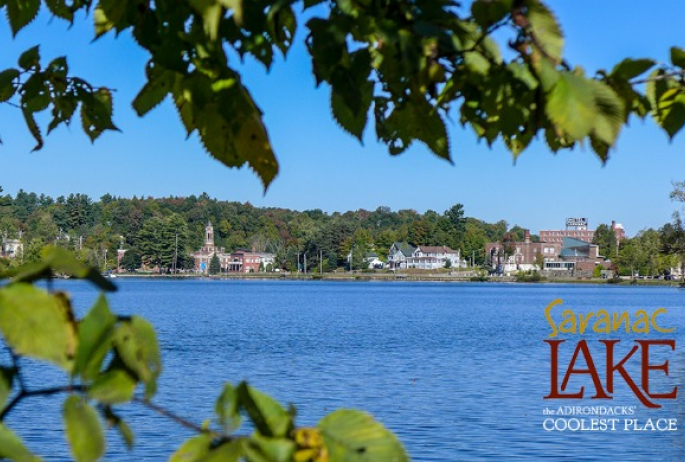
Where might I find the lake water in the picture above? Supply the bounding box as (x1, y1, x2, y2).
(4, 279, 685, 460)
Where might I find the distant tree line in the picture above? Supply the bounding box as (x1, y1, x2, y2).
(2, 186, 685, 277)
(0, 188, 519, 272)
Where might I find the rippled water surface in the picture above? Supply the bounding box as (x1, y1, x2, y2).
(5, 279, 685, 460)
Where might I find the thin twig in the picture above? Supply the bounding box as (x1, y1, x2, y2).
(131, 396, 213, 435)
(0, 385, 87, 420)
(631, 69, 685, 85)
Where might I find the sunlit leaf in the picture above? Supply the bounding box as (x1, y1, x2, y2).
(169, 434, 213, 462)
(0, 284, 76, 370)
(610, 58, 655, 80)
(88, 369, 137, 404)
(0, 423, 41, 461)
(318, 409, 408, 462)
(201, 439, 244, 461)
(216, 382, 241, 433)
(113, 316, 161, 399)
(63, 395, 105, 462)
(525, 0, 563, 64)
(237, 382, 292, 438)
(545, 72, 595, 141)
(74, 295, 117, 380)
(244, 434, 295, 462)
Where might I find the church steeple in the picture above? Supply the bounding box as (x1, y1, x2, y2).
(205, 221, 214, 246)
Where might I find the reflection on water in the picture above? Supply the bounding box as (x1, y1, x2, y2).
(3, 280, 685, 460)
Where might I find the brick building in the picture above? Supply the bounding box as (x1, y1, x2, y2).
(539, 219, 625, 245)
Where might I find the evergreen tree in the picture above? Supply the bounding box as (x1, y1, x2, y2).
(209, 254, 221, 275)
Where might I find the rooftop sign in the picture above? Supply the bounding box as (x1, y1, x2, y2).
(566, 218, 588, 227)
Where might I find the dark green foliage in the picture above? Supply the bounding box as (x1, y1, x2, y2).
(209, 254, 221, 275)
(120, 249, 142, 272)
(592, 224, 618, 258)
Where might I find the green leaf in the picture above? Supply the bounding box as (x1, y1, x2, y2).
(471, 0, 511, 29)
(645, 69, 664, 112)
(331, 80, 372, 141)
(21, 107, 43, 151)
(169, 434, 213, 462)
(589, 134, 610, 163)
(21, 73, 51, 113)
(93, 0, 130, 38)
(100, 407, 134, 450)
(671, 47, 685, 69)
(525, 0, 563, 63)
(18, 46, 40, 71)
(188, 0, 223, 40)
(88, 369, 137, 404)
(545, 72, 595, 141)
(113, 316, 161, 399)
(173, 71, 279, 190)
(132, 67, 175, 116)
(200, 439, 244, 462)
(0, 284, 76, 370)
(0, 367, 15, 411)
(267, 4, 297, 55)
(80, 88, 119, 143)
(0, 69, 19, 102)
(74, 294, 117, 380)
(661, 92, 685, 139)
(610, 58, 655, 80)
(237, 382, 292, 438)
(7, 0, 40, 36)
(588, 79, 624, 145)
(0, 423, 41, 461)
(244, 434, 295, 462)
(63, 396, 105, 462)
(216, 382, 241, 433)
(45, 0, 74, 22)
(8, 247, 116, 291)
(382, 100, 450, 161)
(318, 410, 408, 462)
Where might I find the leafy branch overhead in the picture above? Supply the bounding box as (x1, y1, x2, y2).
(2, 0, 685, 187)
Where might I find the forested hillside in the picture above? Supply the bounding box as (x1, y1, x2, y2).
(0, 187, 523, 272)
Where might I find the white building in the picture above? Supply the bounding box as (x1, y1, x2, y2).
(406, 245, 460, 270)
(388, 242, 416, 269)
(1, 238, 23, 259)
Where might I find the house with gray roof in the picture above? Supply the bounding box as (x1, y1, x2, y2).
(387, 242, 416, 269)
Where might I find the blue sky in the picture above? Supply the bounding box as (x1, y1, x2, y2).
(1, 1, 684, 237)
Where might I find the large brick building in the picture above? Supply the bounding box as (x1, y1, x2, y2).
(539, 219, 625, 245)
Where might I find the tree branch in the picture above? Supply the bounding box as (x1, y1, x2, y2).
(631, 69, 685, 85)
(0, 384, 87, 420)
(131, 396, 214, 435)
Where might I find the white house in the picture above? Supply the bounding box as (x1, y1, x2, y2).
(258, 252, 276, 270)
(387, 242, 416, 269)
(406, 246, 460, 270)
(1, 238, 23, 259)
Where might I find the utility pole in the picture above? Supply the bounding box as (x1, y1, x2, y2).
(304, 253, 307, 274)
(320, 249, 323, 274)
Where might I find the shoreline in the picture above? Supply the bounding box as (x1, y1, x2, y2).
(110, 272, 683, 287)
